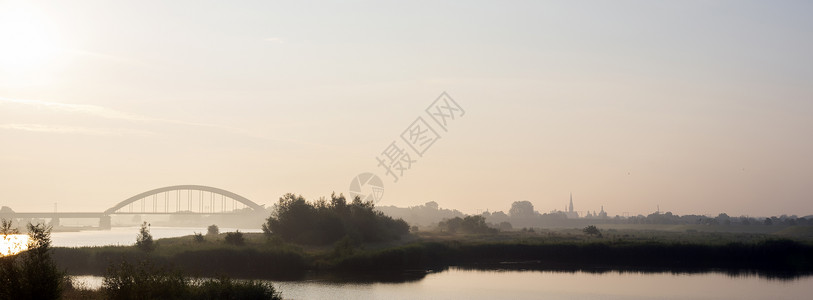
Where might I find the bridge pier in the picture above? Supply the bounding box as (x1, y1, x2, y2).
(99, 215, 111, 230)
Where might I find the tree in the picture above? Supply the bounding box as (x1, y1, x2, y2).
(263, 193, 409, 245)
(438, 216, 497, 234)
(583, 225, 601, 237)
(1, 219, 19, 235)
(0, 221, 65, 300)
(509, 201, 535, 219)
(21, 223, 64, 299)
(136, 222, 155, 252)
(207, 224, 219, 236)
(498, 221, 513, 230)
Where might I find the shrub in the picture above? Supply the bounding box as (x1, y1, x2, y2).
(207, 224, 220, 236)
(102, 260, 188, 300)
(225, 231, 245, 246)
(193, 232, 205, 243)
(193, 277, 281, 300)
(438, 216, 497, 234)
(102, 260, 281, 300)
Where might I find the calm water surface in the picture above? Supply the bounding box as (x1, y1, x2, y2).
(59, 228, 813, 299)
(72, 269, 813, 300)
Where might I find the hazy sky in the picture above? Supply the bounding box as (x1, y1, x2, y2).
(1, 0, 811, 217)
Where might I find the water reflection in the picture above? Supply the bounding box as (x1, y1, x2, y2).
(268, 263, 812, 286)
(0, 234, 28, 256)
(451, 262, 813, 281)
(263, 269, 813, 300)
(70, 268, 813, 299)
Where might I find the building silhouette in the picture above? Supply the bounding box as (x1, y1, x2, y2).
(564, 193, 579, 219)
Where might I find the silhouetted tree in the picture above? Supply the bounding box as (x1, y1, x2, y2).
(136, 222, 155, 252)
(1, 219, 18, 235)
(0, 221, 66, 300)
(509, 201, 535, 219)
(583, 225, 601, 237)
(438, 216, 497, 234)
(207, 224, 219, 236)
(263, 193, 408, 245)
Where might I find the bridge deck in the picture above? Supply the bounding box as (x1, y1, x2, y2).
(1, 212, 105, 218)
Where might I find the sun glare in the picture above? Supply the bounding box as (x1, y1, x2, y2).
(0, 2, 61, 74)
(0, 234, 29, 256)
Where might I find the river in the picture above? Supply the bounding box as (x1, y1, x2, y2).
(55, 227, 813, 299)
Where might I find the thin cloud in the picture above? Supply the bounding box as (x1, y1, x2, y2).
(0, 96, 221, 127)
(0, 96, 332, 148)
(0, 123, 153, 137)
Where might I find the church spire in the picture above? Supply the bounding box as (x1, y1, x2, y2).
(568, 193, 574, 213)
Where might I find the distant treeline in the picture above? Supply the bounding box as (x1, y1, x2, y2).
(486, 206, 813, 228)
(377, 200, 813, 229)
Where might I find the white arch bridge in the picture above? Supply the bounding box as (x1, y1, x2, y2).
(0, 185, 266, 230)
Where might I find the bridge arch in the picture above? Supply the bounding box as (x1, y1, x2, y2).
(104, 185, 264, 214)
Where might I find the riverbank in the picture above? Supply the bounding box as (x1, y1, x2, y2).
(52, 229, 813, 281)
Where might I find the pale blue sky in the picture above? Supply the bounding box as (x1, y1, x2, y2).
(1, 0, 812, 217)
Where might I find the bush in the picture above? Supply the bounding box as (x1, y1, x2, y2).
(194, 277, 281, 300)
(102, 260, 281, 300)
(225, 231, 245, 246)
(193, 232, 205, 243)
(207, 224, 220, 236)
(438, 216, 497, 234)
(102, 260, 188, 300)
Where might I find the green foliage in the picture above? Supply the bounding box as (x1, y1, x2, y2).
(1, 219, 19, 235)
(136, 222, 155, 252)
(208, 224, 220, 236)
(263, 193, 409, 245)
(332, 236, 356, 258)
(0, 221, 66, 300)
(509, 201, 535, 219)
(102, 260, 281, 300)
(193, 232, 205, 243)
(102, 260, 189, 300)
(438, 216, 497, 234)
(194, 277, 281, 300)
(583, 225, 601, 237)
(225, 231, 245, 246)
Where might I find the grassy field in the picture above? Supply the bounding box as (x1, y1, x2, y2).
(52, 225, 813, 282)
